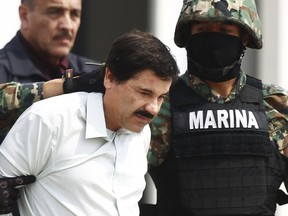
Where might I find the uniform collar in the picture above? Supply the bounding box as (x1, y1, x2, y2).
(181, 70, 247, 103)
(19, 32, 68, 78)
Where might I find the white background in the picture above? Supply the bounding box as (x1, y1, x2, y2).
(0, 1, 20, 48)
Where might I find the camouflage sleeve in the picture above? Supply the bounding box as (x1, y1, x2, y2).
(148, 98, 173, 166)
(262, 83, 288, 157)
(0, 82, 44, 136)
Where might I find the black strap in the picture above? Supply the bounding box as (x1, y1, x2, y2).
(246, 74, 262, 90)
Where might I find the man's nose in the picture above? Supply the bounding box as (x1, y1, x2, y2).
(144, 99, 161, 117)
(59, 14, 73, 30)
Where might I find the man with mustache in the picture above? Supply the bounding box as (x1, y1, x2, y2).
(3, 1, 288, 215)
(0, 1, 96, 214)
(0, 0, 96, 84)
(0, 30, 179, 216)
(0, 67, 105, 215)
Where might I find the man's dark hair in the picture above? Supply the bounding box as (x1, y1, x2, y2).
(104, 30, 179, 84)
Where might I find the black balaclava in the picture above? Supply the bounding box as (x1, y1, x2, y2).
(186, 32, 246, 82)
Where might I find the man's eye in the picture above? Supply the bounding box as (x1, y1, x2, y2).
(141, 91, 150, 96)
(160, 95, 168, 100)
(71, 10, 81, 18)
(221, 28, 232, 33)
(197, 27, 207, 32)
(47, 9, 60, 14)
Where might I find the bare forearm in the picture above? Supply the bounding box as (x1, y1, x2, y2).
(43, 78, 64, 99)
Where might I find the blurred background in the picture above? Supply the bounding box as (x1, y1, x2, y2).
(1, 1, 287, 215)
(1, 1, 287, 89)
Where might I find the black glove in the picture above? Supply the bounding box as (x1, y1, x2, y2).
(63, 68, 105, 94)
(276, 189, 288, 205)
(0, 175, 36, 214)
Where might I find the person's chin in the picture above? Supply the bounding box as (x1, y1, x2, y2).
(53, 48, 71, 58)
(126, 124, 146, 133)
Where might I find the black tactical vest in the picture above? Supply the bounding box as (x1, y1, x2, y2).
(169, 76, 287, 216)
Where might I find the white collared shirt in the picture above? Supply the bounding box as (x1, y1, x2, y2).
(0, 92, 150, 216)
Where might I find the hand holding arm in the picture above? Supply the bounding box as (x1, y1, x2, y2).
(63, 68, 105, 94)
(0, 175, 36, 214)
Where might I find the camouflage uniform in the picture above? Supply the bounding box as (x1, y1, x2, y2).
(149, 0, 288, 165)
(146, 1, 288, 215)
(149, 70, 288, 165)
(0, 82, 43, 137)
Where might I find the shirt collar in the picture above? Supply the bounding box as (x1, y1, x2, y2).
(85, 93, 140, 139)
(85, 93, 107, 139)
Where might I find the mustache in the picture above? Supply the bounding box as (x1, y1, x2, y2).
(54, 31, 73, 40)
(134, 110, 155, 119)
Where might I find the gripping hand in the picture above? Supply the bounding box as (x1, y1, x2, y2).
(63, 68, 105, 94)
(0, 175, 36, 214)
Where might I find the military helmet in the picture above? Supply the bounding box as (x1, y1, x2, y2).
(174, 0, 263, 49)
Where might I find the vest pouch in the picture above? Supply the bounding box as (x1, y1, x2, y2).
(173, 132, 271, 159)
(173, 136, 286, 216)
(177, 155, 284, 215)
(170, 76, 286, 215)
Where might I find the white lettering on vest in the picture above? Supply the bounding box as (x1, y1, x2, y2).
(189, 109, 259, 129)
(217, 110, 229, 128)
(190, 111, 203, 129)
(204, 110, 217, 129)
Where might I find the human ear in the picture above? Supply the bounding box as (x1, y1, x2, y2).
(242, 32, 250, 46)
(103, 67, 114, 90)
(19, 4, 29, 30)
